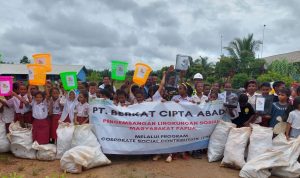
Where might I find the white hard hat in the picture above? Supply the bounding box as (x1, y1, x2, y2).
(193, 73, 203, 80)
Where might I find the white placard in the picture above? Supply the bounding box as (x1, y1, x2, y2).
(255, 97, 265, 111)
(36, 58, 46, 65)
(28, 68, 34, 80)
(66, 75, 75, 87)
(137, 66, 147, 78)
(116, 65, 124, 77)
(0, 81, 10, 94)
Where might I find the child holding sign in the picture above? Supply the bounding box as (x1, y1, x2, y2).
(74, 91, 89, 125)
(60, 90, 78, 123)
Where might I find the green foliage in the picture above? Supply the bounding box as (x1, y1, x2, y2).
(268, 59, 297, 77)
(215, 56, 236, 78)
(1, 172, 23, 178)
(187, 56, 214, 81)
(86, 71, 101, 82)
(232, 73, 250, 89)
(19, 56, 30, 64)
(257, 71, 293, 87)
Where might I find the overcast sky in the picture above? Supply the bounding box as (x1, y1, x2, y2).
(1, 0, 300, 70)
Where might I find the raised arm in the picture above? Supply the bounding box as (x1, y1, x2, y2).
(158, 71, 166, 93)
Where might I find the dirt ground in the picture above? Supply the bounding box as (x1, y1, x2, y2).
(0, 153, 276, 178)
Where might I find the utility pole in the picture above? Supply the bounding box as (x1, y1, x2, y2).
(261, 24, 266, 58)
(220, 34, 223, 56)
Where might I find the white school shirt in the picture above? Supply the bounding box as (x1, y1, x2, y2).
(171, 95, 192, 103)
(7, 94, 31, 114)
(147, 91, 163, 102)
(52, 98, 62, 115)
(191, 94, 208, 104)
(287, 110, 300, 129)
(31, 100, 48, 120)
(1, 106, 15, 123)
(247, 92, 260, 109)
(74, 102, 89, 117)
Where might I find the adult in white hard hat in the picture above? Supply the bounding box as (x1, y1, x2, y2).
(193, 73, 203, 85)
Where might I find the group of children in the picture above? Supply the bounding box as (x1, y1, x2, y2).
(1, 68, 300, 162)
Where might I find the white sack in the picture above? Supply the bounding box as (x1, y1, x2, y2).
(71, 124, 100, 148)
(239, 149, 288, 178)
(32, 141, 56, 161)
(56, 122, 75, 159)
(247, 124, 273, 162)
(208, 120, 236, 162)
(60, 146, 111, 174)
(221, 127, 251, 169)
(271, 134, 300, 178)
(8, 122, 36, 159)
(0, 122, 10, 152)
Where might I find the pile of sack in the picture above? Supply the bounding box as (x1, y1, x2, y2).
(207, 120, 300, 178)
(0, 121, 111, 174)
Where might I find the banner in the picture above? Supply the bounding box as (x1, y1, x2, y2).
(90, 99, 225, 154)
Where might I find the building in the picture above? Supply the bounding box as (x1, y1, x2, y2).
(264, 51, 300, 64)
(0, 64, 87, 82)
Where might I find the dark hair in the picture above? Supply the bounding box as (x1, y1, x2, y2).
(210, 91, 218, 98)
(134, 88, 144, 96)
(204, 83, 211, 88)
(80, 90, 89, 99)
(293, 96, 300, 108)
(244, 80, 257, 89)
(103, 75, 110, 79)
(131, 85, 140, 94)
(278, 88, 291, 97)
(89, 82, 97, 87)
(148, 85, 159, 97)
(273, 81, 285, 89)
(34, 91, 45, 100)
(104, 84, 115, 95)
(260, 82, 271, 88)
(180, 83, 193, 97)
(116, 89, 127, 98)
(100, 89, 112, 100)
(19, 83, 28, 89)
(151, 73, 158, 77)
(239, 93, 248, 104)
(50, 87, 60, 96)
(13, 82, 19, 92)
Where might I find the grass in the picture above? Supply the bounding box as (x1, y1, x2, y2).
(32, 167, 44, 176)
(0, 172, 23, 178)
(0, 155, 14, 165)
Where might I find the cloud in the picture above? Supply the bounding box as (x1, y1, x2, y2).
(0, 0, 300, 70)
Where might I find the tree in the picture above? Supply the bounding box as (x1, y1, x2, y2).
(187, 56, 214, 81)
(268, 59, 297, 77)
(224, 34, 261, 73)
(86, 71, 101, 82)
(20, 56, 30, 64)
(215, 56, 236, 79)
(232, 73, 250, 89)
(257, 71, 293, 87)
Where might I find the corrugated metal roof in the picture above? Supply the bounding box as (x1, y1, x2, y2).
(264, 51, 300, 64)
(0, 64, 85, 75)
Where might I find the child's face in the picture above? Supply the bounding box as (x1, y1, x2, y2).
(19, 85, 28, 96)
(178, 85, 187, 96)
(89, 86, 97, 94)
(118, 95, 126, 103)
(261, 86, 271, 96)
(247, 83, 257, 94)
(210, 94, 218, 101)
(136, 93, 144, 103)
(224, 83, 232, 90)
(212, 83, 220, 92)
(275, 84, 285, 94)
(78, 94, 86, 103)
(204, 86, 210, 95)
(291, 89, 297, 98)
(30, 86, 38, 96)
(96, 90, 101, 98)
(278, 92, 288, 103)
(52, 89, 60, 99)
(69, 91, 75, 101)
(196, 83, 204, 94)
(35, 94, 43, 104)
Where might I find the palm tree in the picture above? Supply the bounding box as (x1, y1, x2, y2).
(224, 33, 261, 73)
(224, 33, 261, 60)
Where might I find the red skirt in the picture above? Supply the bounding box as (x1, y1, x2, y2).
(50, 114, 61, 140)
(63, 115, 71, 123)
(32, 118, 50, 144)
(14, 112, 33, 124)
(77, 116, 89, 125)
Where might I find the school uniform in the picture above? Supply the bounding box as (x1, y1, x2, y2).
(171, 95, 192, 103)
(247, 92, 261, 109)
(191, 94, 208, 104)
(287, 110, 300, 138)
(31, 100, 49, 144)
(75, 102, 89, 124)
(0, 100, 15, 133)
(50, 98, 62, 140)
(60, 98, 78, 124)
(6, 94, 32, 124)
